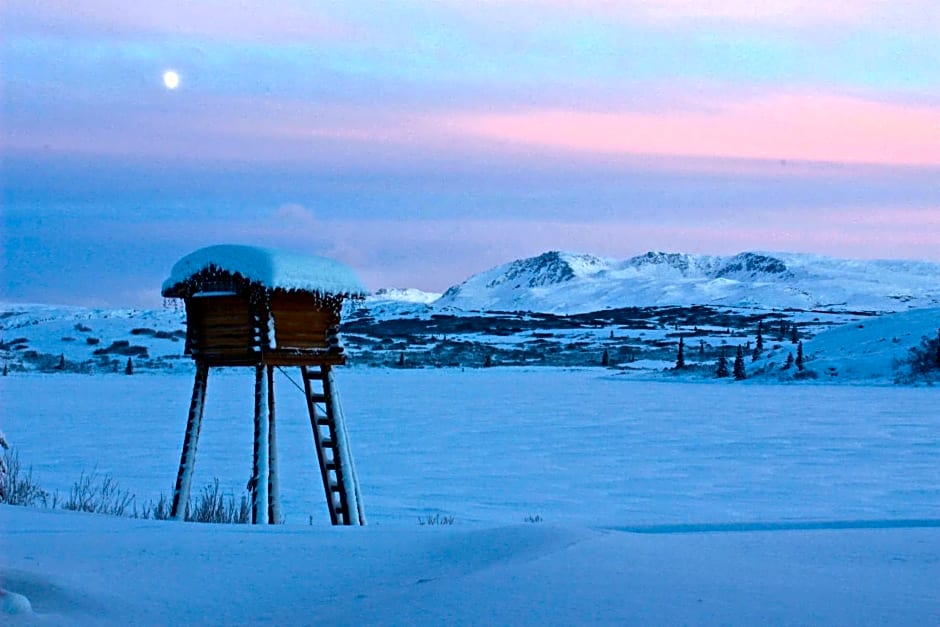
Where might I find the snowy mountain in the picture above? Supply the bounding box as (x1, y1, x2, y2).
(366, 287, 441, 305)
(437, 251, 940, 314)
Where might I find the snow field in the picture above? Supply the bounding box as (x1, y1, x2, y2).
(3, 369, 938, 526)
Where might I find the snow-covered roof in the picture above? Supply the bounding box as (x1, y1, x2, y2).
(162, 245, 366, 297)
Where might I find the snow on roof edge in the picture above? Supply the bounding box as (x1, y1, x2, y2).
(161, 245, 367, 297)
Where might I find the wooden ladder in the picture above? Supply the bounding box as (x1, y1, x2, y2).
(302, 364, 355, 525)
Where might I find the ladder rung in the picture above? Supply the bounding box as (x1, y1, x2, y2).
(303, 370, 326, 380)
(315, 418, 331, 427)
(308, 394, 327, 403)
(330, 484, 343, 492)
(320, 439, 334, 448)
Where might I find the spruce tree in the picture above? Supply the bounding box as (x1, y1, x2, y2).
(484, 354, 492, 368)
(699, 340, 705, 357)
(733, 346, 746, 380)
(57, 354, 66, 370)
(754, 321, 764, 358)
(2, 363, 8, 376)
(790, 324, 799, 344)
(796, 341, 805, 371)
(125, 357, 134, 375)
(935, 329, 940, 368)
(901, 329, 940, 379)
(675, 337, 685, 369)
(782, 352, 794, 370)
(716, 348, 729, 378)
(601, 349, 609, 367)
(398, 351, 405, 367)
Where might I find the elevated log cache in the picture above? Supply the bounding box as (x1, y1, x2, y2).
(162, 245, 366, 525)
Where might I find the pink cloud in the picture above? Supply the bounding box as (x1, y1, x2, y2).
(14, 90, 938, 173)
(449, 93, 940, 167)
(0, 97, 433, 165)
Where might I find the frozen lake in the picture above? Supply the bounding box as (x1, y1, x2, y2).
(2, 369, 938, 526)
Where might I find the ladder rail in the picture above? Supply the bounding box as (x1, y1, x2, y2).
(302, 365, 349, 524)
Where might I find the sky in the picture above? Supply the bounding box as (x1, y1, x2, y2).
(2, 0, 939, 306)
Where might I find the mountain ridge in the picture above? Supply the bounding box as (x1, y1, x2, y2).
(435, 250, 940, 314)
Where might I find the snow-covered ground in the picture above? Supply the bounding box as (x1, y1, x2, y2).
(3, 504, 939, 625)
(3, 369, 940, 623)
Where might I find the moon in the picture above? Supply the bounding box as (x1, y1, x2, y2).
(162, 70, 180, 90)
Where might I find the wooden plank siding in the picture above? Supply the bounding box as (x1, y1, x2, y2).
(180, 289, 348, 367)
(269, 292, 339, 353)
(185, 294, 264, 366)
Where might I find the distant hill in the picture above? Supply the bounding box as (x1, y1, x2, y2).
(436, 251, 940, 314)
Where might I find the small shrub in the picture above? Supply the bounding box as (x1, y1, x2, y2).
(1, 446, 52, 507)
(62, 469, 135, 516)
(139, 493, 171, 520)
(524, 514, 543, 523)
(418, 513, 455, 526)
(186, 479, 249, 524)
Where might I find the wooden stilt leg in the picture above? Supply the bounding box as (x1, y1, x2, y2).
(267, 365, 281, 524)
(171, 362, 209, 521)
(325, 368, 365, 525)
(251, 364, 270, 524)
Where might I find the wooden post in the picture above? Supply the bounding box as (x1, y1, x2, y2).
(266, 365, 281, 524)
(325, 368, 366, 525)
(171, 362, 209, 521)
(251, 364, 270, 524)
